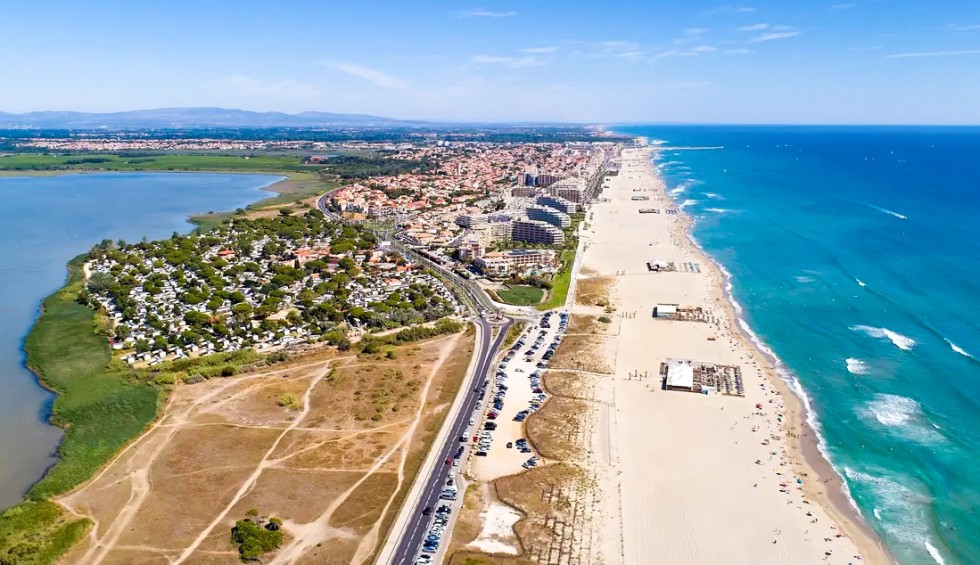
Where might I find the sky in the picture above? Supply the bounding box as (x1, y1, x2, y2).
(1, 0, 979, 124)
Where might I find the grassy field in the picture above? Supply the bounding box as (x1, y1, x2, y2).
(0, 153, 317, 173)
(0, 257, 280, 564)
(0, 257, 161, 563)
(496, 285, 544, 306)
(536, 249, 576, 311)
(189, 172, 337, 231)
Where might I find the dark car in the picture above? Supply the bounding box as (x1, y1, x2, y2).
(422, 506, 433, 516)
(444, 457, 452, 465)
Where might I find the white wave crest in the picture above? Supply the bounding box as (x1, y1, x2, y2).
(944, 338, 974, 359)
(703, 192, 722, 199)
(926, 542, 946, 565)
(846, 358, 869, 375)
(794, 275, 814, 283)
(868, 203, 908, 220)
(850, 325, 916, 351)
(866, 394, 920, 427)
(704, 207, 730, 214)
(861, 393, 946, 444)
(669, 186, 686, 196)
(679, 199, 698, 209)
(844, 466, 944, 563)
(856, 278, 867, 287)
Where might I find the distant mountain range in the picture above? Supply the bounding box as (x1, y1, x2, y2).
(0, 107, 419, 129)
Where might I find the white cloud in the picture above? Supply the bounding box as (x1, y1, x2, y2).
(573, 40, 646, 60)
(649, 45, 718, 62)
(737, 23, 769, 32)
(223, 75, 320, 100)
(471, 54, 543, 68)
(886, 49, 980, 59)
(319, 61, 407, 89)
(830, 3, 856, 9)
(521, 46, 559, 54)
(457, 8, 516, 18)
(724, 48, 752, 54)
(704, 5, 756, 15)
(747, 31, 801, 43)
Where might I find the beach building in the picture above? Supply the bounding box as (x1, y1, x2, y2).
(536, 194, 577, 215)
(647, 260, 675, 272)
(653, 304, 678, 318)
(665, 360, 695, 392)
(526, 205, 571, 229)
(511, 219, 565, 246)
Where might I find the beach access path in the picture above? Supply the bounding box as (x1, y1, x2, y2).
(578, 147, 892, 565)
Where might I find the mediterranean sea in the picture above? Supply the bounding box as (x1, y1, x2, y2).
(616, 125, 980, 565)
(0, 172, 281, 509)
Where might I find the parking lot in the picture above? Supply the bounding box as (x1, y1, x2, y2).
(411, 311, 568, 564)
(471, 310, 568, 481)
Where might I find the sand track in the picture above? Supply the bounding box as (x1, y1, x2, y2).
(57, 331, 473, 565)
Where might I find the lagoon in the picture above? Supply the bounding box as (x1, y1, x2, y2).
(0, 172, 281, 508)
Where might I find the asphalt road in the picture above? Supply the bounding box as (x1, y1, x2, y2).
(390, 315, 512, 565)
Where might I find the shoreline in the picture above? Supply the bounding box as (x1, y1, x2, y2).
(651, 145, 893, 562)
(3, 171, 299, 506)
(677, 209, 894, 562)
(580, 145, 893, 564)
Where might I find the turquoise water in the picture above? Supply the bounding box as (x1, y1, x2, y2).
(0, 172, 281, 509)
(616, 126, 980, 565)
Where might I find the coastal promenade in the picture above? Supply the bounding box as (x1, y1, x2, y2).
(579, 147, 891, 564)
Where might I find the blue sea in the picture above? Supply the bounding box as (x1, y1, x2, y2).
(0, 172, 280, 509)
(615, 125, 980, 565)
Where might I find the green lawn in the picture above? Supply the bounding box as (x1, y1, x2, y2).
(496, 285, 544, 306)
(536, 249, 576, 311)
(0, 153, 317, 173)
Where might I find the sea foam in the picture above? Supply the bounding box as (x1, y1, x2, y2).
(850, 325, 916, 351)
(861, 393, 946, 444)
(844, 466, 945, 564)
(846, 358, 869, 375)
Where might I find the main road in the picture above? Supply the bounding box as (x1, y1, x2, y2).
(317, 194, 515, 564)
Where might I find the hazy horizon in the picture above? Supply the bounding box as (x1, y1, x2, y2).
(1, 0, 979, 125)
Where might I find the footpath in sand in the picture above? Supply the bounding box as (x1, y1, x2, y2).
(580, 147, 892, 565)
(57, 331, 473, 565)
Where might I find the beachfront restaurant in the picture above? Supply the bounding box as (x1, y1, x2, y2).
(665, 360, 695, 392)
(653, 303, 678, 318)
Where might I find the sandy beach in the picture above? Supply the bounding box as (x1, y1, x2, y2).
(575, 146, 893, 565)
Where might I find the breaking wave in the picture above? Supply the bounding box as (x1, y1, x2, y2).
(856, 278, 867, 287)
(678, 199, 698, 209)
(846, 358, 869, 375)
(944, 338, 974, 359)
(860, 393, 945, 444)
(844, 467, 946, 564)
(850, 325, 916, 351)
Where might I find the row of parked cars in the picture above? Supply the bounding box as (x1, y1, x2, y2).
(419, 493, 455, 558)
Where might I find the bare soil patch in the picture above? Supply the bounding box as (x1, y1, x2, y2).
(57, 331, 474, 565)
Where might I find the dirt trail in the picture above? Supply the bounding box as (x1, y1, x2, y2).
(172, 361, 334, 564)
(271, 332, 460, 565)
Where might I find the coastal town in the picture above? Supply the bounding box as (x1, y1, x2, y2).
(79, 139, 619, 367)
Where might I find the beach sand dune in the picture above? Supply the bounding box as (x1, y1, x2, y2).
(579, 148, 892, 565)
